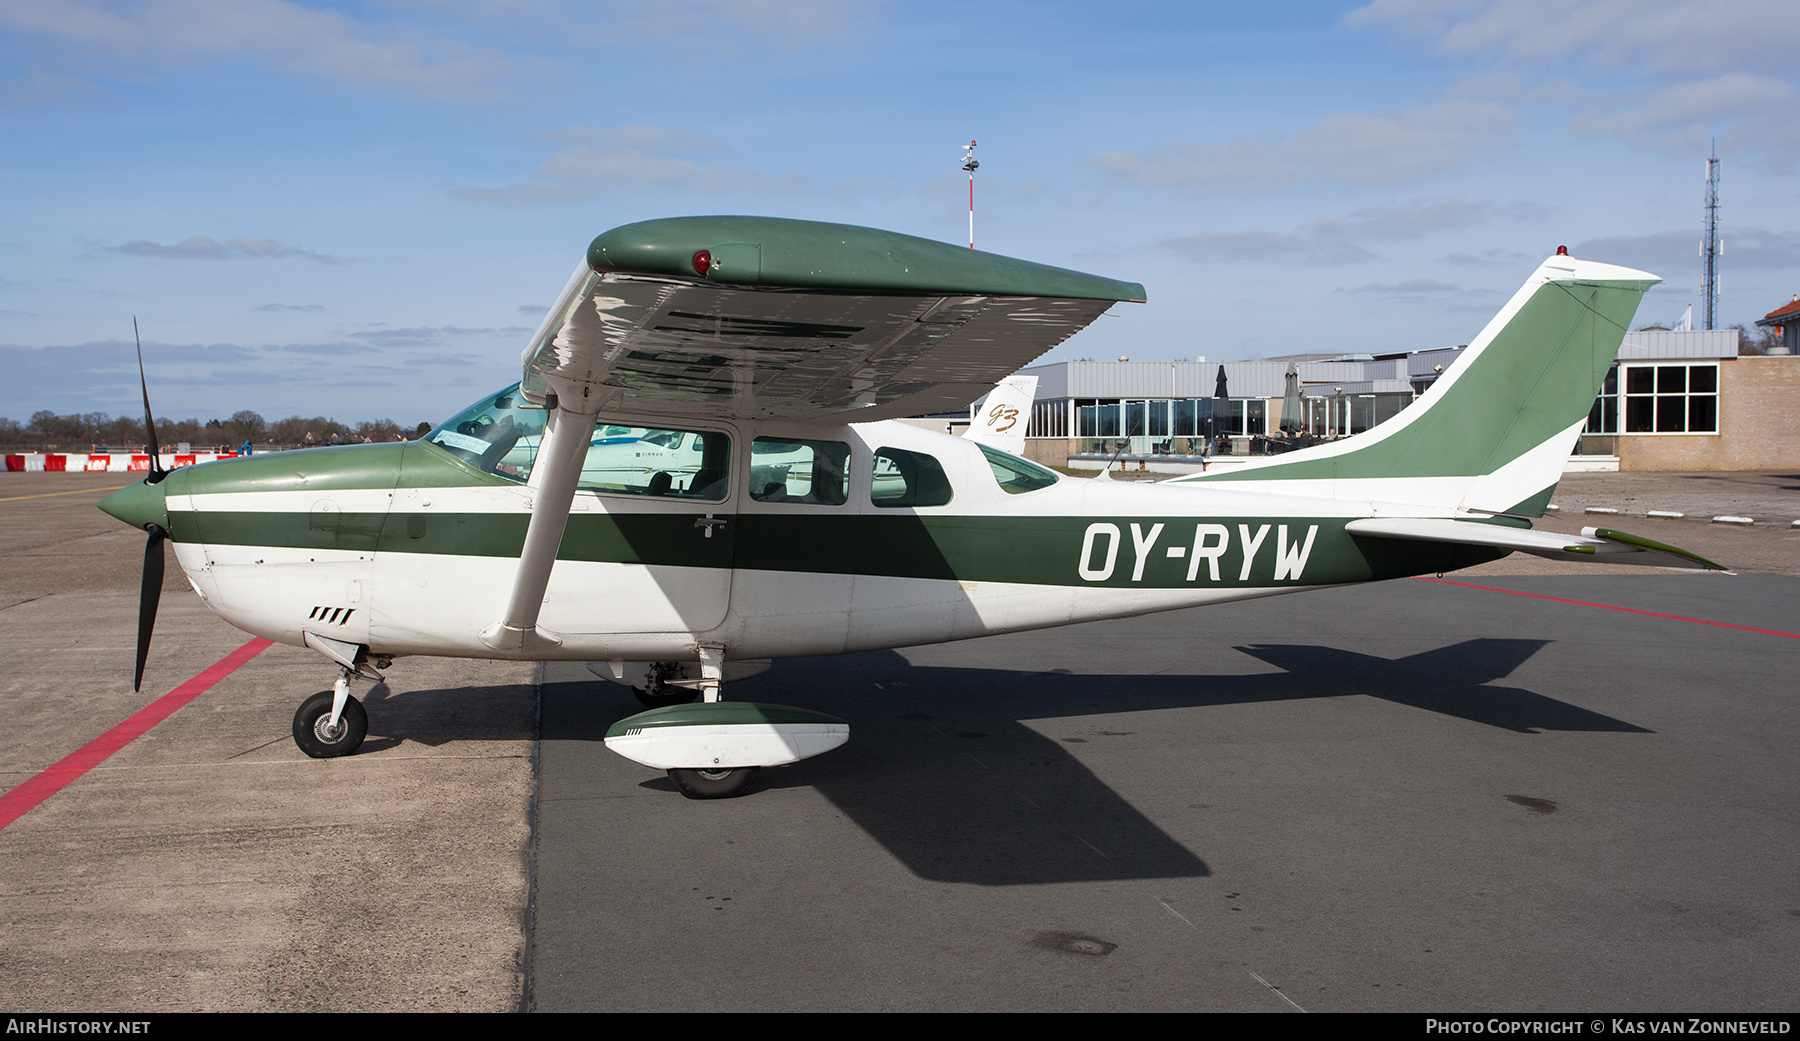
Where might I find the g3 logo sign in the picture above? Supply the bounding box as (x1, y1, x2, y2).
(986, 403, 1021, 432)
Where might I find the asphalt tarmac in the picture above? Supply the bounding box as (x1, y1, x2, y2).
(4, 470, 1798, 1012)
(0, 472, 535, 1012)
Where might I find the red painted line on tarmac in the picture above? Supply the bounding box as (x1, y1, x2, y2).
(0, 637, 274, 832)
(1415, 577, 1800, 640)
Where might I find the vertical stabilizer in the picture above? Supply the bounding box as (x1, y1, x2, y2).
(1166, 255, 1659, 515)
(964, 375, 1038, 455)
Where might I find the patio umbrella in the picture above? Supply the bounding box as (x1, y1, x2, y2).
(1207, 364, 1229, 452)
(1280, 361, 1304, 434)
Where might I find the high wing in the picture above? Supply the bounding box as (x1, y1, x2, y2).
(518, 216, 1144, 423)
(483, 216, 1143, 656)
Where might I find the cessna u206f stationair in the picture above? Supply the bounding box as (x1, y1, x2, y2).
(99, 217, 1720, 798)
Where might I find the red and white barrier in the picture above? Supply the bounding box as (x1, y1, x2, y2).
(4, 452, 237, 472)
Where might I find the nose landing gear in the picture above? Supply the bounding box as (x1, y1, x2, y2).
(293, 683, 367, 757)
(292, 661, 376, 758)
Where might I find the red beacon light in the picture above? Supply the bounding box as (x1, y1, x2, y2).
(1556, 245, 1569, 256)
(692, 250, 712, 276)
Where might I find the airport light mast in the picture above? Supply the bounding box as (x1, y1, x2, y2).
(962, 140, 978, 249)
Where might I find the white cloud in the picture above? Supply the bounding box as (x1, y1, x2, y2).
(1570, 72, 1800, 160)
(453, 122, 813, 205)
(1333, 277, 1502, 312)
(584, 0, 880, 51)
(1162, 197, 1533, 267)
(0, 0, 524, 101)
(263, 341, 365, 356)
(1160, 231, 1376, 266)
(1347, 1, 1800, 165)
(111, 235, 344, 263)
(535, 124, 754, 191)
(1309, 196, 1544, 241)
(541, 124, 730, 154)
(1345, 0, 1800, 78)
(447, 183, 596, 206)
(1574, 228, 1800, 272)
(1440, 248, 1534, 268)
(348, 325, 529, 348)
(0, 66, 104, 106)
(535, 148, 755, 192)
(1338, 278, 1465, 296)
(1089, 100, 1516, 193)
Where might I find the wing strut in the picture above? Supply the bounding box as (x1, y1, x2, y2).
(480, 394, 602, 655)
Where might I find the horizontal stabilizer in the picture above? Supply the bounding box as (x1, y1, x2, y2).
(1345, 518, 1727, 571)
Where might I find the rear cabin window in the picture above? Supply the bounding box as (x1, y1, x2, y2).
(977, 443, 1059, 495)
(751, 438, 850, 505)
(871, 447, 954, 508)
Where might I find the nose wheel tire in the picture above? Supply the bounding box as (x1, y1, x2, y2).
(668, 766, 759, 799)
(293, 691, 368, 758)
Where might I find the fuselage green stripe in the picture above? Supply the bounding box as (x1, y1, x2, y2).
(173, 508, 1502, 589)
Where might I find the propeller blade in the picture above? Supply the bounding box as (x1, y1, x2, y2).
(135, 317, 165, 484)
(134, 524, 166, 692)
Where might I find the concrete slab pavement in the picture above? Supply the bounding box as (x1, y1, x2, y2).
(0, 472, 536, 1012)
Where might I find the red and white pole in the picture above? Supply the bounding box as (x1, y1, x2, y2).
(961, 140, 978, 249)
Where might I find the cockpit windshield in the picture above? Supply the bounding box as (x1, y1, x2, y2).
(427, 385, 545, 482)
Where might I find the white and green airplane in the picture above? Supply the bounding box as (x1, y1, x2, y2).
(99, 216, 1720, 798)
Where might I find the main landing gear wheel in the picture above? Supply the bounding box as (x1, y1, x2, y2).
(293, 691, 368, 758)
(667, 766, 759, 799)
(634, 685, 700, 710)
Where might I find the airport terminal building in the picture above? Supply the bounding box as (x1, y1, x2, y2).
(1006, 329, 1799, 472)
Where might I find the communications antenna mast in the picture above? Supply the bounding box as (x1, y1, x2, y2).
(1701, 146, 1721, 330)
(962, 140, 978, 249)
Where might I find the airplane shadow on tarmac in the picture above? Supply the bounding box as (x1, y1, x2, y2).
(305, 680, 540, 753)
(536, 637, 1649, 887)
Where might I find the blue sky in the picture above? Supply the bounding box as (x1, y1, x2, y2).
(3, 0, 1797, 425)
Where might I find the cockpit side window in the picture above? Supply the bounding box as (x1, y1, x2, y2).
(751, 437, 849, 505)
(579, 425, 729, 501)
(977, 443, 1059, 494)
(871, 447, 954, 508)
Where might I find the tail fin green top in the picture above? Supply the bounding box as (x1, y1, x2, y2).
(1170, 255, 1658, 515)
